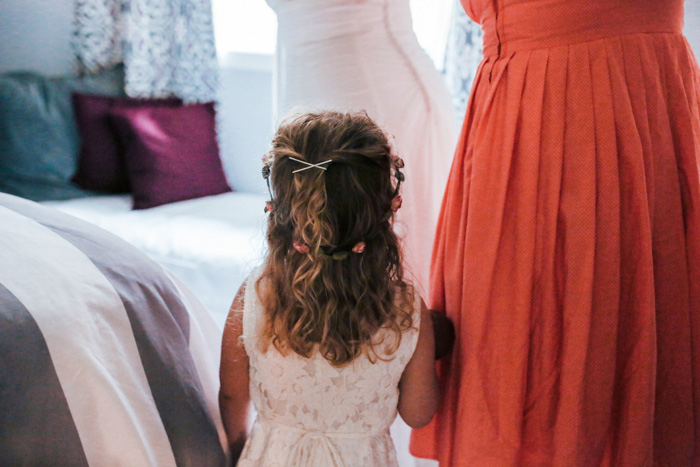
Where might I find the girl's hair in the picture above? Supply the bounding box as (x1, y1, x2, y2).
(257, 111, 413, 366)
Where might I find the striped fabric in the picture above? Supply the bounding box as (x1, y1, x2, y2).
(0, 193, 227, 466)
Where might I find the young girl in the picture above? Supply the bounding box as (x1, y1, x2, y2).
(219, 111, 439, 466)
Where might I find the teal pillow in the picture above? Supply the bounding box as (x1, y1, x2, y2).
(0, 67, 125, 201)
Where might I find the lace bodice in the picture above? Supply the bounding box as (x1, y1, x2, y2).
(238, 266, 420, 466)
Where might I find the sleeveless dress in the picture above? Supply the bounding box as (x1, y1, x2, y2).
(265, 0, 458, 293)
(238, 266, 421, 466)
(411, 0, 700, 465)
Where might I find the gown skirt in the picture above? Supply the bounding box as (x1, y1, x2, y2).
(411, 0, 700, 465)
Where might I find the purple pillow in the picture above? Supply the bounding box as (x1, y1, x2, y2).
(109, 102, 233, 210)
(71, 93, 182, 192)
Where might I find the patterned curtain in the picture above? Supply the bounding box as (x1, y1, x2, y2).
(74, 0, 218, 103)
(442, 0, 483, 121)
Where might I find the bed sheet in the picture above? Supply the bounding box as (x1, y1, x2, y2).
(0, 193, 228, 465)
(42, 192, 268, 325)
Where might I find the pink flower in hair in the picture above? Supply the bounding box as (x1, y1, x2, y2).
(293, 242, 310, 254)
(352, 242, 366, 254)
(391, 195, 402, 212)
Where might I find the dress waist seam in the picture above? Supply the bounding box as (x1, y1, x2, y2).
(257, 418, 390, 439)
(483, 29, 683, 58)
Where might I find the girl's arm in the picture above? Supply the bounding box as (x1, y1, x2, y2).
(397, 298, 439, 428)
(219, 281, 251, 463)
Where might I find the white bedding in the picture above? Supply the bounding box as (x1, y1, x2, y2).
(43, 192, 268, 325)
(1, 193, 227, 465)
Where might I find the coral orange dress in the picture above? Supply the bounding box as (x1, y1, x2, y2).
(411, 0, 700, 465)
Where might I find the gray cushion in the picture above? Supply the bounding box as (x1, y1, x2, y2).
(0, 67, 125, 201)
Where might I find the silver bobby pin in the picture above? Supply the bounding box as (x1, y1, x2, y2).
(289, 157, 333, 173)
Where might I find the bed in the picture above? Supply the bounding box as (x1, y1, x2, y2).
(42, 191, 269, 326)
(0, 67, 269, 328)
(0, 193, 228, 465)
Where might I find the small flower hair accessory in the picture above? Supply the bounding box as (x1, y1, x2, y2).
(262, 157, 274, 214)
(352, 242, 366, 253)
(293, 241, 310, 254)
(391, 195, 402, 213)
(391, 156, 405, 193)
(380, 155, 405, 221)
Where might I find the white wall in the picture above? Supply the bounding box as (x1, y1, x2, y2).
(0, 0, 75, 75)
(218, 57, 273, 194)
(686, 0, 700, 54)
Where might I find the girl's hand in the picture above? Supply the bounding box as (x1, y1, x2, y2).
(430, 309, 455, 360)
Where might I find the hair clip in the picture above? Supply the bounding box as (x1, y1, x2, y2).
(289, 157, 333, 173)
(328, 241, 366, 259)
(262, 163, 274, 201)
(292, 241, 366, 259)
(391, 170, 404, 199)
(329, 251, 350, 260)
(390, 155, 405, 199)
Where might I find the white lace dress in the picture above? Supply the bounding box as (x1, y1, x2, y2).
(237, 267, 421, 466)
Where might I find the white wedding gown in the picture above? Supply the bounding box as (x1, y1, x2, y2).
(266, 0, 458, 295)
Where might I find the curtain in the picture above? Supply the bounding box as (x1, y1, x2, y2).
(74, 0, 218, 103)
(442, 0, 483, 121)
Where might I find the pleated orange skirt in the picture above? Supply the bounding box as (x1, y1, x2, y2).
(411, 0, 700, 465)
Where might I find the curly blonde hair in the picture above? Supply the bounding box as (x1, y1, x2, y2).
(257, 111, 413, 366)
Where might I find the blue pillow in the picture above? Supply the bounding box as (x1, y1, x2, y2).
(0, 67, 125, 201)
